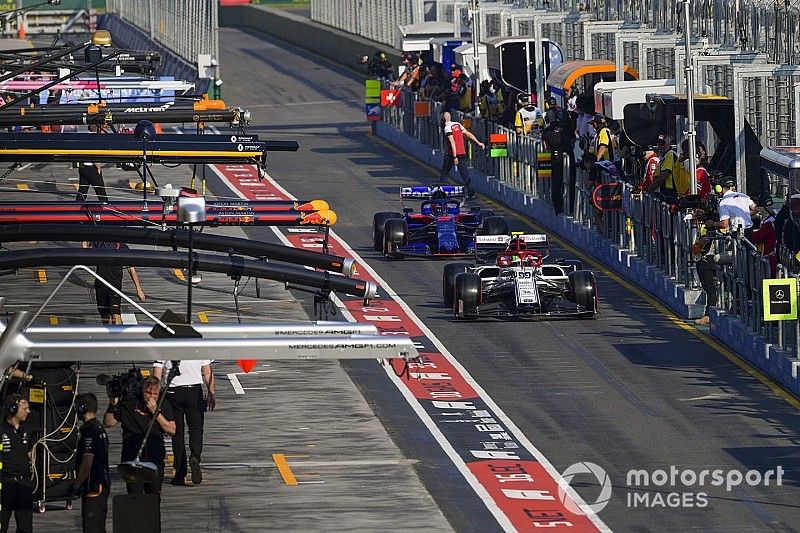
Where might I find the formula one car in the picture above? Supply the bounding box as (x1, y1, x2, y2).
(442, 233, 598, 320)
(373, 185, 508, 259)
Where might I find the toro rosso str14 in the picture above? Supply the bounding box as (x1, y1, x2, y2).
(373, 186, 508, 259)
(442, 233, 598, 320)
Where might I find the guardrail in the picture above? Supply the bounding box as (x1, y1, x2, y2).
(383, 85, 798, 358)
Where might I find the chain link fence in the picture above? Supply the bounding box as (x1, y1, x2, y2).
(106, 0, 218, 73)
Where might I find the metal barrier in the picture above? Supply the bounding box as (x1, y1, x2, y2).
(106, 0, 218, 74)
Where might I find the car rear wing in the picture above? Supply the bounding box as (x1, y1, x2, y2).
(475, 233, 549, 249)
(400, 185, 465, 200)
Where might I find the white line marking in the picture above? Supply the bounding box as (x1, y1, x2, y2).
(226, 373, 245, 394)
(172, 126, 183, 134)
(208, 125, 221, 135)
(120, 312, 138, 325)
(209, 164, 611, 532)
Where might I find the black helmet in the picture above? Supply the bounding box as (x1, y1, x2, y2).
(721, 176, 737, 188)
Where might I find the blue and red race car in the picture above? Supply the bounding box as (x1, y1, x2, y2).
(372, 185, 508, 259)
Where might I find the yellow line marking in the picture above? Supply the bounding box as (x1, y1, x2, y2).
(173, 268, 186, 281)
(272, 453, 298, 486)
(370, 131, 800, 411)
(49, 315, 58, 326)
(16, 183, 29, 190)
(37, 269, 47, 283)
(197, 312, 209, 324)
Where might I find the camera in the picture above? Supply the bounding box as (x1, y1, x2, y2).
(97, 368, 144, 401)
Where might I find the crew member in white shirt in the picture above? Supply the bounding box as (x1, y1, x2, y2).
(153, 360, 215, 486)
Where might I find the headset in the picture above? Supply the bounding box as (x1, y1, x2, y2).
(75, 398, 87, 418)
(3, 394, 21, 418)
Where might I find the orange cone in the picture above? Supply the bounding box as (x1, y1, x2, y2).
(17, 23, 26, 39)
(154, 123, 163, 134)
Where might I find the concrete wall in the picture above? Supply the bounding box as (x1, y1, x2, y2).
(219, 5, 403, 75)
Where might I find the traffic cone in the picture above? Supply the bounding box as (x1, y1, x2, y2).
(154, 123, 163, 134)
(17, 23, 26, 39)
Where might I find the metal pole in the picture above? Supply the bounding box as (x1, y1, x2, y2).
(683, 0, 698, 196)
(187, 222, 193, 324)
(471, 0, 481, 113)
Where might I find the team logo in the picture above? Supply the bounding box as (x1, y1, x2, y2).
(237, 144, 244, 152)
(558, 462, 612, 514)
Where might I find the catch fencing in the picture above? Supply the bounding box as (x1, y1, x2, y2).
(105, 0, 218, 74)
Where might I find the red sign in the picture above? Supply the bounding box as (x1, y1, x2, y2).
(380, 89, 401, 107)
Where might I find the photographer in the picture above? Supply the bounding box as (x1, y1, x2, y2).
(73, 393, 110, 533)
(692, 208, 721, 326)
(103, 376, 175, 497)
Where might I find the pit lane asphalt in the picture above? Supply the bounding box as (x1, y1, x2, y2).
(211, 27, 800, 531)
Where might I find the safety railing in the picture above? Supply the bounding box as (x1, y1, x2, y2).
(381, 86, 800, 337)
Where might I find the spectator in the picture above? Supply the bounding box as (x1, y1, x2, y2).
(153, 360, 216, 486)
(391, 53, 414, 89)
(366, 51, 393, 80)
(649, 134, 686, 203)
(73, 393, 110, 533)
(679, 139, 711, 200)
(514, 94, 543, 135)
(708, 176, 756, 237)
(447, 64, 471, 113)
(90, 241, 145, 325)
(751, 198, 777, 277)
(780, 194, 800, 266)
(639, 147, 660, 192)
(0, 395, 32, 533)
(440, 110, 485, 200)
(420, 63, 447, 102)
(590, 114, 615, 162)
(103, 376, 176, 498)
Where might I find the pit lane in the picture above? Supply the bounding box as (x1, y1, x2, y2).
(204, 27, 800, 532)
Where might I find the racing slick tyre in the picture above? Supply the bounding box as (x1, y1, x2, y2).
(453, 272, 481, 320)
(567, 270, 597, 316)
(373, 212, 402, 251)
(383, 217, 408, 260)
(479, 215, 508, 236)
(443, 262, 471, 307)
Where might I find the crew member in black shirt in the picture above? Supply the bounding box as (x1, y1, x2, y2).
(0, 394, 32, 533)
(104, 376, 175, 496)
(90, 241, 145, 325)
(73, 393, 110, 533)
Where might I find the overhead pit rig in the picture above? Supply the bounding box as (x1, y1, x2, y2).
(0, 30, 417, 388)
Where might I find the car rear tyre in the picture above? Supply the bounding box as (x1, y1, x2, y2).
(373, 212, 402, 251)
(567, 270, 597, 315)
(479, 215, 508, 236)
(453, 272, 481, 320)
(443, 262, 471, 307)
(383, 217, 408, 260)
